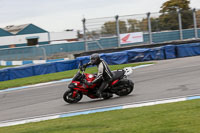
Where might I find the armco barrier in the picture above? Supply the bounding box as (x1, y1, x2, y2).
(1, 43, 200, 82)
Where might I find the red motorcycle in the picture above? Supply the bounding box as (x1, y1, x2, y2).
(63, 66, 134, 103)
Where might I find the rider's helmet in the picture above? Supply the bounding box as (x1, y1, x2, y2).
(90, 53, 101, 65)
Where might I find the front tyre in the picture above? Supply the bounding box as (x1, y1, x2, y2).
(63, 90, 83, 104)
(115, 80, 134, 96)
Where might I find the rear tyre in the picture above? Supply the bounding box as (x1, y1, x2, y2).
(115, 80, 134, 96)
(63, 90, 83, 104)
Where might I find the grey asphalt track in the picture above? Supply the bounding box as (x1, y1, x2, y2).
(0, 56, 200, 122)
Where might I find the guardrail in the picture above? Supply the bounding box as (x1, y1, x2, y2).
(0, 28, 200, 61)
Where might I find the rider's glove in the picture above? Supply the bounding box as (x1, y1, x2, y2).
(82, 64, 88, 68)
(79, 65, 85, 71)
(80, 64, 88, 71)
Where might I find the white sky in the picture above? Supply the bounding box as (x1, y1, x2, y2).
(0, 0, 200, 32)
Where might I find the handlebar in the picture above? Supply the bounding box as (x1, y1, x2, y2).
(78, 66, 86, 77)
(79, 64, 87, 72)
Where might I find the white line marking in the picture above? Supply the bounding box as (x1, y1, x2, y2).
(0, 115, 60, 127)
(0, 94, 199, 127)
(132, 64, 154, 69)
(123, 98, 186, 109)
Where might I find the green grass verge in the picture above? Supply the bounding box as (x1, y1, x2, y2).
(0, 66, 17, 69)
(0, 66, 7, 69)
(0, 62, 153, 90)
(0, 99, 199, 133)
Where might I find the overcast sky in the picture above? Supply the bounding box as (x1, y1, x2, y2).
(0, 0, 200, 32)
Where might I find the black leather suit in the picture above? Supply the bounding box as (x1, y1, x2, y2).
(85, 59, 113, 97)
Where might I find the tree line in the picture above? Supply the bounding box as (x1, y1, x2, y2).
(99, 0, 200, 35)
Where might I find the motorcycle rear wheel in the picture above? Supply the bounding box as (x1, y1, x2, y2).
(115, 80, 134, 96)
(63, 90, 83, 104)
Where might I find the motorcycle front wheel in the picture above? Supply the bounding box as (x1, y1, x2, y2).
(63, 90, 83, 104)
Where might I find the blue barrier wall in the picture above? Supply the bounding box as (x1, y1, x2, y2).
(1, 43, 200, 81)
(33, 63, 57, 76)
(103, 52, 128, 65)
(176, 43, 200, 58)
(152, 47, 165, 60)
(163, 45, 176, 59)
(0, 59, 79, 81)
(0, 69, 9, 81)
(9, 65, 34, 80)
(55, 60, 79, 72)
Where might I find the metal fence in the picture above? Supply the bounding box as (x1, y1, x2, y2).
(0, 46, 47, 61)
(1, 8, 200, 61)
(83, 8, 200, 50)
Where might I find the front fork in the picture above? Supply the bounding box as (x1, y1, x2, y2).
(68, 87, 79, 98)
(72, 90, 77, 98)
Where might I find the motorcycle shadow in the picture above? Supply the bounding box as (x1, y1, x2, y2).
(70, 94, 135, 105)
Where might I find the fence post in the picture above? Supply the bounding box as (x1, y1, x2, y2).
(82, 18, 88, 51)
(178, 9, 183, 40)
(115, 15, 121, 47)
(147, 12, 152, 44)
(36, 45, 47, 60)
(47, 32, 51, 44)
(193, 8, 198, 39)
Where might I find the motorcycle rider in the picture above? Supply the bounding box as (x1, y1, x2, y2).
(81, 53, 113, 98)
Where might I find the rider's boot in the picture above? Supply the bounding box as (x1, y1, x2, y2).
(103, 93, 113, 98)
(96, 90, 103, 98)
(97, 90, 113, 98)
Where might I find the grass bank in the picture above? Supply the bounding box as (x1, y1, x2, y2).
(0, 66, 17, 69)
(0, 99, 199, 133)
(0, 62, 153, 90)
